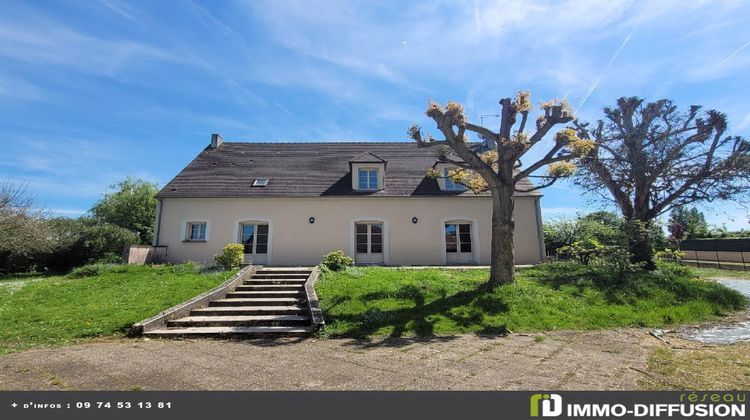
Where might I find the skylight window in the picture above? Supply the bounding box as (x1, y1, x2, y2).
(252, 178, 269, 187)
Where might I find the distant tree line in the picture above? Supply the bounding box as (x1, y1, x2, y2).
(544, 211, 668, 257)
(667, 206, 749, 243)
(546, 207, 749, 260)
(0, 178, 158, 273)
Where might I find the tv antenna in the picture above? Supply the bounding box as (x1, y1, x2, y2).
(467, 114, 500, 139)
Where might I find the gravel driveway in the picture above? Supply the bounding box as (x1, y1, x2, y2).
(0, 329, 661, 390)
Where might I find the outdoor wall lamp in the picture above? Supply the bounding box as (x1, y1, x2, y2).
(412, 217, 418, 224)
(309, 217, 315, 224)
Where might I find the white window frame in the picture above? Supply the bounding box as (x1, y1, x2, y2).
(357, 168, 379, 191)
(252, 178, 269, 187)
(349, 217, 389, 264)
(233, 218, 273, 265)
(182, 220, 210, 242)
(238, 222, 270, 255)
(440, 218, 480, 265)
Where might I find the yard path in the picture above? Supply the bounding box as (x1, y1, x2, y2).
(0, 329, 663, 390)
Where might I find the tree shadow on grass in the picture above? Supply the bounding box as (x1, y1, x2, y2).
(324, 283, 510, 346)
(528, 262, 747, 309)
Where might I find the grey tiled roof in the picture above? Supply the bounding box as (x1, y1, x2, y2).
(349, 151, 387, 164)
(157, 142, 541, 198)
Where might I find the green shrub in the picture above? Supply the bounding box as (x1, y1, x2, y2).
(557, 239, 605, 265)
(544, 211, 667, 256)
(655, 248, 684, 263)
(321, 250, 354, 271)
(67, 263, 117, 278)
(94, 252, 124, 265)
(214, 244, 244, 269)
(656, 261, 694, 278)
(595, 247, 644, 284)
(35, 218, 138, 272)
(167, 261, 203, 274)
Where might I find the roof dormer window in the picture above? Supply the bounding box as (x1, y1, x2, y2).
(443, 168, 467, 191)
(358, 168, 379, 191)
(436, 163, 468, 192)
(252, 178, 269, 187)
(350, 151, 386, 191)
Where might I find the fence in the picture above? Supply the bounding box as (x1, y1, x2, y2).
(679, 239, 750, 271)
(124, 245, 168, 265)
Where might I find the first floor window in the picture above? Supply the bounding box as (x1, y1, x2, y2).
(187, 222, 207, 241)
(358, 169, 378, 190)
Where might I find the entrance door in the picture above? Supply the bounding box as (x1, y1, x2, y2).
(355, 222, 384, 265)
(240, 223, 269, 265)
(445, 222, 473, 264)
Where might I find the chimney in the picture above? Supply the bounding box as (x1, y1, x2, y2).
(210, 133, 224, 149)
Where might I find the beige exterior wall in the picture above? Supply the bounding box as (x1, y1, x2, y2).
(156, 196, 544, 266)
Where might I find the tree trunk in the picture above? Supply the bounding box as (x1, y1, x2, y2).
(628, 219, 656, 270)
(489, 184, 515, 286)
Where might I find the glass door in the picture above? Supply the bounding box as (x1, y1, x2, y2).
(240, 223, 269, 265)
(445, 223, 473, 264)
(355, 222, 384, 264)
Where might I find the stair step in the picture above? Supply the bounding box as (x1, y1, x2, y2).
(255, 271, 312, 274)
(245, 282, 306, 287)
(210, 297, 306, 307)
(167, 315, 310, 327)
(246, 279, 307, 284)
(226, 291, 304, 298)
(144, 326, 314, 337)
(256, 267, 313, 272)
(234, 285, 303, 291)
(252, 274, 310, 279)
(192, 306, 307, 315)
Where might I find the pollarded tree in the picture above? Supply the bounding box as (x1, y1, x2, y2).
(573, 97, 750, 269)
(409, 92, 596, 286)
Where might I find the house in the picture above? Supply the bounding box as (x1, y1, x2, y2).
(153, 134, 546, 266)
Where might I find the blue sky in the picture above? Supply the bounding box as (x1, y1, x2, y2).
(1, 0, 749, 229)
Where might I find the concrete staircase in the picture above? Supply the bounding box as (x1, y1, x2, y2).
(144, 267, 316, 337)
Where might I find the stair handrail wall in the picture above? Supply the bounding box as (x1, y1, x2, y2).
(305, 265, 325, 328)
(131, 265, 258, 336)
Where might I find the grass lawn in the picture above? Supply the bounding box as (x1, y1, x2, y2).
(642, 343, 750, 390)
(689, 266, 750, 279)
(317, 263, 748, 338)
(0, 264, 235, 354)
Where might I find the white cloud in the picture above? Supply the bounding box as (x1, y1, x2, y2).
(98, 0, 138, 21)
(0, 11, 194, 79)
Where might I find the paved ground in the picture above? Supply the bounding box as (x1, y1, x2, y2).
(0, 329, 663, 390)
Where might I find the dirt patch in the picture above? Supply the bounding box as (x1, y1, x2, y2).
(0, 329, 665, 391)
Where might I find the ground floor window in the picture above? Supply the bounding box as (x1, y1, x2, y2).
(186, 222, 207, 241)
